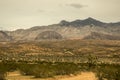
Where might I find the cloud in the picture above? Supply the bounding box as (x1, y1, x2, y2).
(67, 3, 87, 9)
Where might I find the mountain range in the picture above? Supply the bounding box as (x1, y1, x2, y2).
(0, 17, 120, 42)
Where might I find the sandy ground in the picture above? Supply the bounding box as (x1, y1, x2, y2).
(58, 72, 97, 80)
(6, 71, 97, 80)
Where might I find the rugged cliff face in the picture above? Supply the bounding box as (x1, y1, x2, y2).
(1, 17, 120, 41)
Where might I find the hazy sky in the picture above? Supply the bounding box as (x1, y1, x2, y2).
(0, 0, 120, 30)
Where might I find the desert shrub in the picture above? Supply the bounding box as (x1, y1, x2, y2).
(18, 63, 35, 75)
(18, 62, 55, 78)
(96, 64, 120, 80)
(0, 60, 119, 79)
(32, 64, 55, 78)
(54, 62, 80, 75)
(0, 62, 7, 80)
(87, 54, 98, 68)
(2, 61, 18, 71)
(0, 73, 5, 80)
(18, 62, 81, 78)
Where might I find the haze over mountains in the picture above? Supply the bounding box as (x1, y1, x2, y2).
(0, 17, 120, 41)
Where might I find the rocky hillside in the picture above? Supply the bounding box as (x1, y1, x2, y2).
(84, 32, 120, 40)
(0, 31, 12, 41)
(35, 31, 62, 40)
(1, 17, 120, 41)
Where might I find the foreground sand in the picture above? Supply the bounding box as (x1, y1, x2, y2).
(6, 71, 97, 80)
(59, 72, 97, 80)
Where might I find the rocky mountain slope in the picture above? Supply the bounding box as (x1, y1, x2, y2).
(35, 31, 62, 40)
(1, 17, 120, 41)
(0, 31, 12, 41)
(84, 32, 120, 40)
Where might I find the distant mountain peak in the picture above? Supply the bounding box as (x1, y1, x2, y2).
(59, 20, 70, 26)
(85, 17, 97, 21)
(82, 17, 105, 26)
(60, 20, 69, 23)
(59, 17, 105, 27)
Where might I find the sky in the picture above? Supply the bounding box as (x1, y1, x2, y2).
(0, 0, 120, 31)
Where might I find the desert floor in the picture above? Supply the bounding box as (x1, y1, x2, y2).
(6, 71, 97, 80)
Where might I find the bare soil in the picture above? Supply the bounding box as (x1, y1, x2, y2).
(6, 71, 97, 80)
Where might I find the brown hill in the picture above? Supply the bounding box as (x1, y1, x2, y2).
(35, 31, 62, 40)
